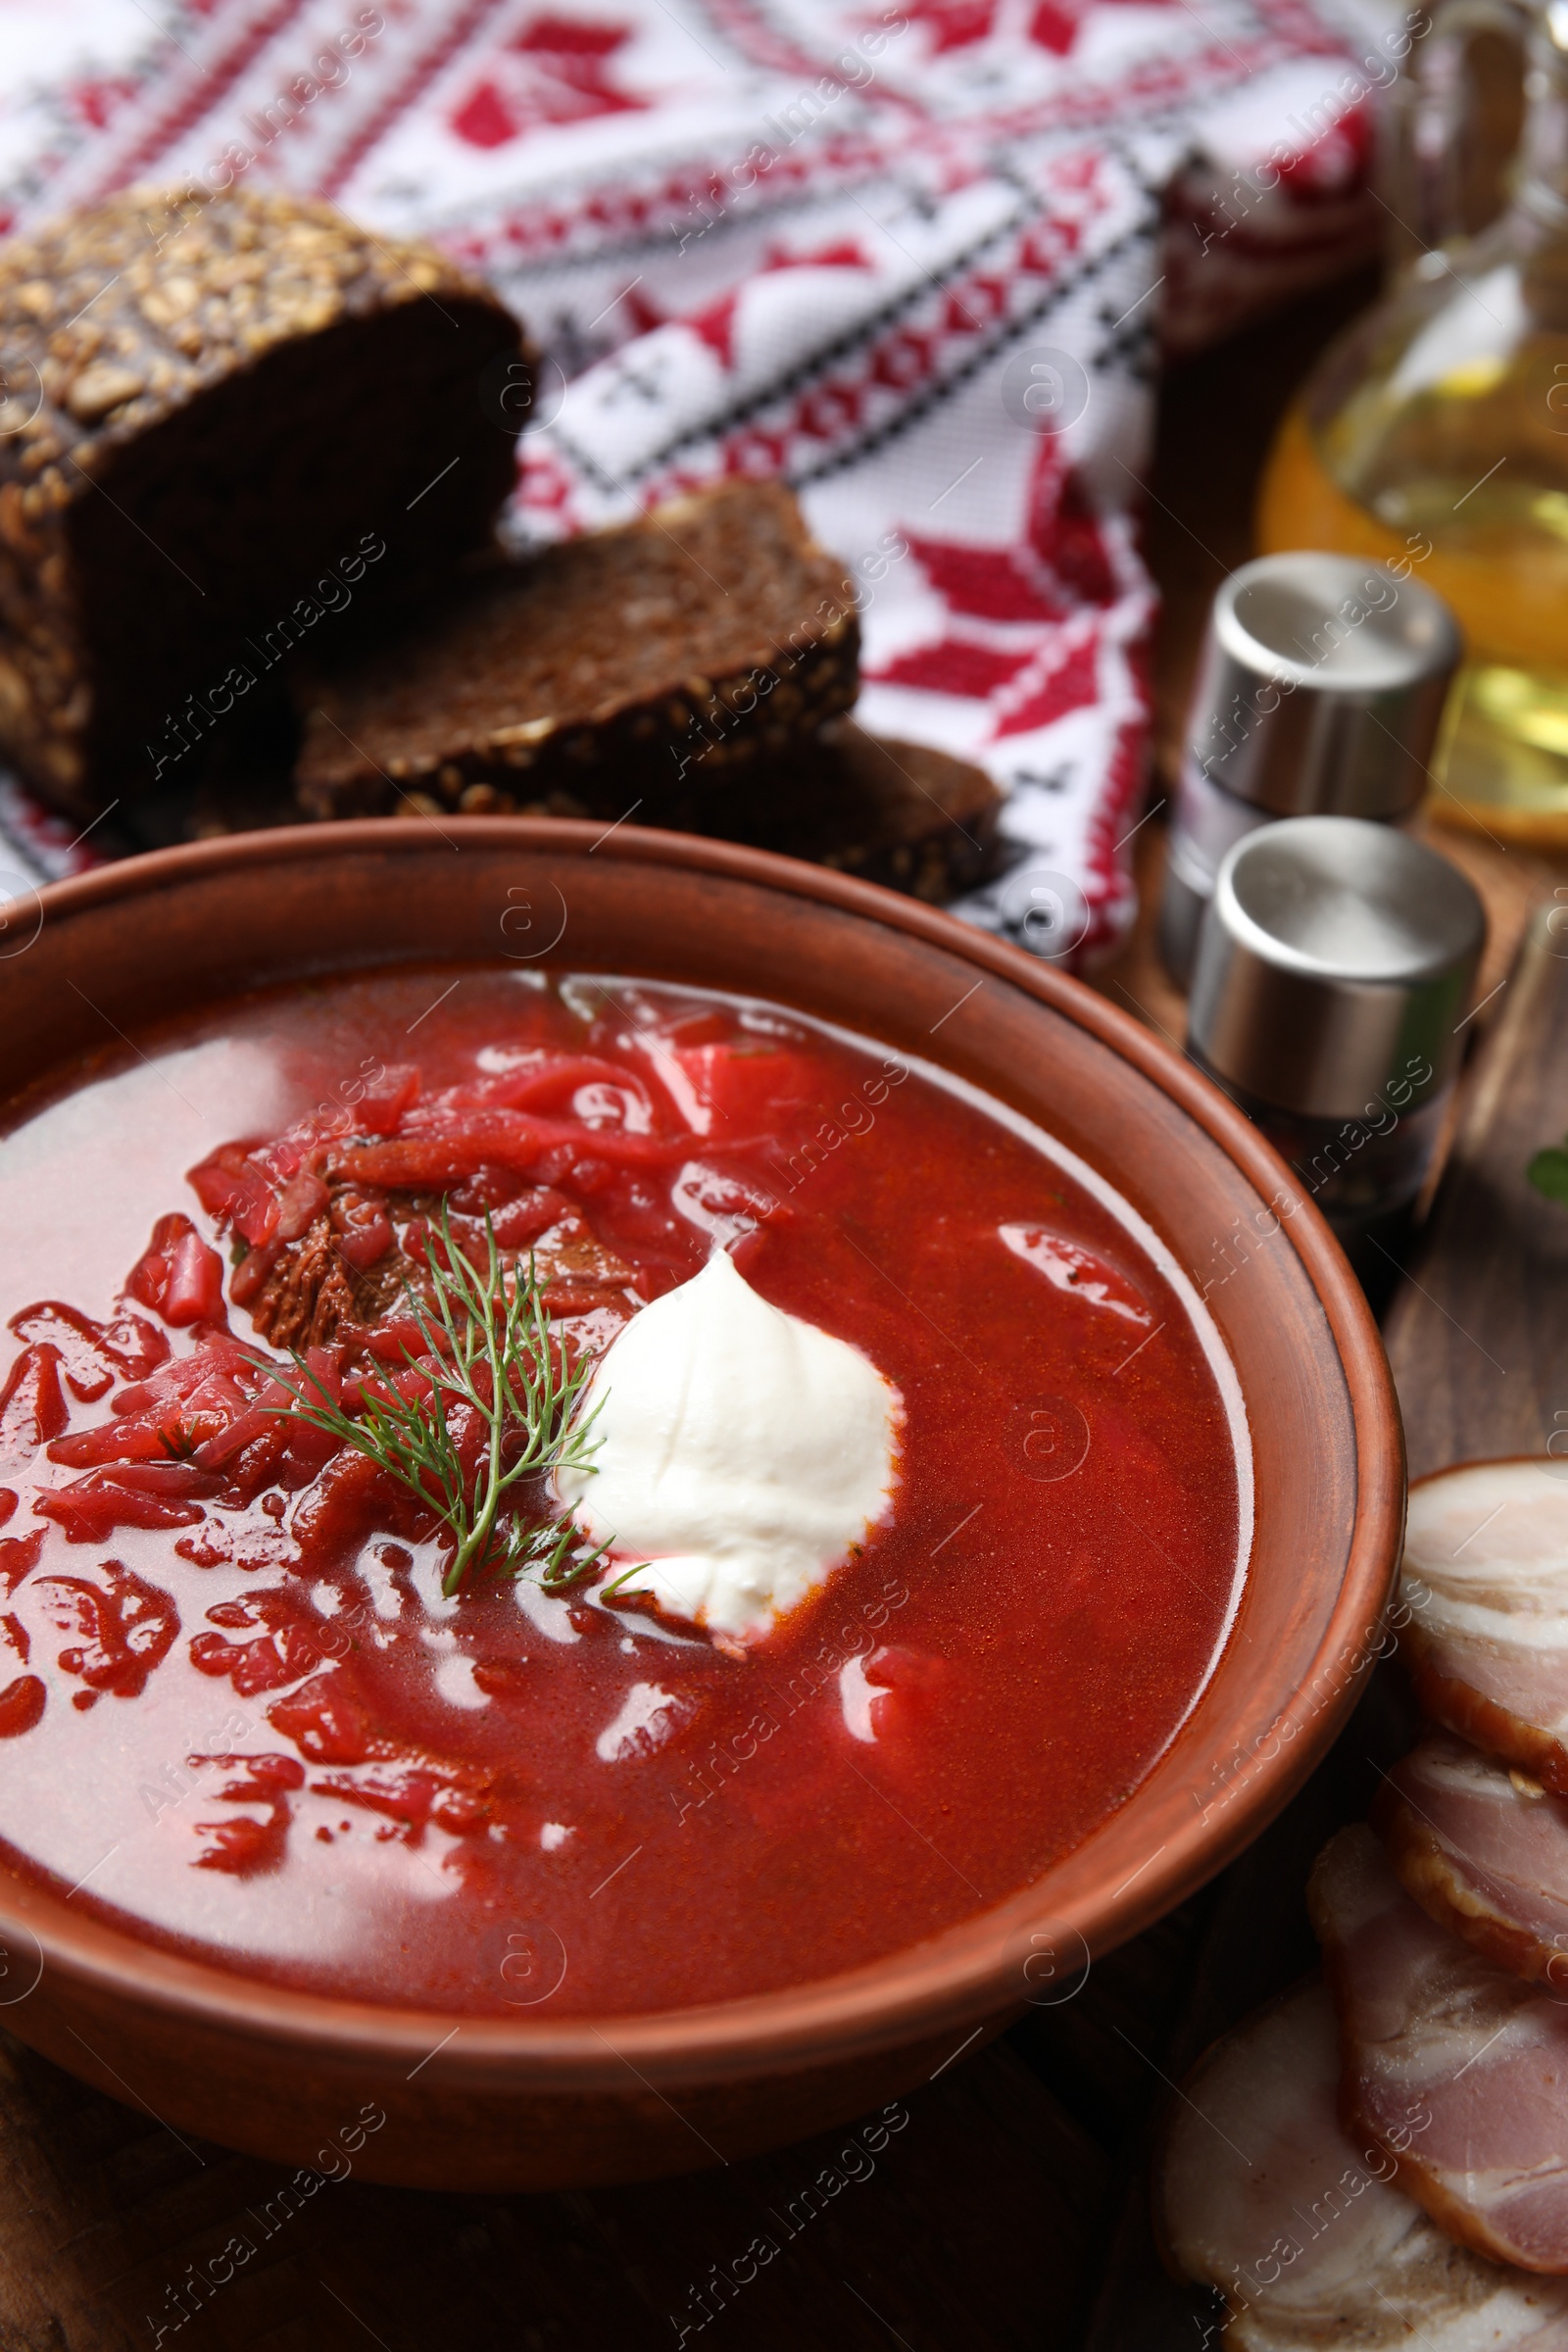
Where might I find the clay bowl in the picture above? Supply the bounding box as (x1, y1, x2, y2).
(0, 819, 1402, 2189)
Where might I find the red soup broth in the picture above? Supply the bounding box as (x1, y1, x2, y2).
(0, 966, 1248, 2016)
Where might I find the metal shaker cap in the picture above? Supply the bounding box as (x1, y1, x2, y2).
(1188, 816, 1485, 1121)
(1188, 552, 1461, 819)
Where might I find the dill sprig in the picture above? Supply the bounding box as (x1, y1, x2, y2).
(266, 1206, 607, 1597)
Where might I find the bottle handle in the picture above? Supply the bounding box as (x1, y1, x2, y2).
(1380, 0, 1533, 265)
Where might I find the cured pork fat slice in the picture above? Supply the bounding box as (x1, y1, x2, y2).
(1311, 1824, 1568, 2273)
(1400, 1460, 1568, 1792)
(1158, 1976, 1568, 2347)
(1378, 1733, 1568, 1987)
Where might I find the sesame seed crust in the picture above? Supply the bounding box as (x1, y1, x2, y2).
(0, 184, 526, 817)
(0, 185, 492, 472)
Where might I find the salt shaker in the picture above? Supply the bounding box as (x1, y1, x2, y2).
(1187, 816, 1485, 1282)
(1160, 552, 1462, 988)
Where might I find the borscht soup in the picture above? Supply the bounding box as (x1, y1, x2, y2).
(0, 966, 1249, 2016)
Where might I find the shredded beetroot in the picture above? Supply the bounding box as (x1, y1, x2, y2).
(0, 1530, 42, 1599)
(0, 1346, 69, 1459)
(267, 1670, 372, 1765)
(9, 1301, 169, 1396)
(126, 1215, 227, 1326)
(328, 1106, 684, 1189)
(34, 1561, 179, 1702)
(187, 1146, 280, 1247)
(0, 1676, 44, 1738)
(190, 1752, 306, 1876)
(34, 1469, 211, 1544)
(354, 1063, 420, 1133)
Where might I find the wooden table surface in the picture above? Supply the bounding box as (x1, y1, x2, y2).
(9, 272, 1568, 2352)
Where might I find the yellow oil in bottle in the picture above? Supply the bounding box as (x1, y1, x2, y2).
(1254, 0, 1568, 846)
(1259, 389, 1568, 841)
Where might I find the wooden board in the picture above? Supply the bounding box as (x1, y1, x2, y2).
(1385, 904, 1568, 1476)
(0, 2018, 1109, 2350)
(1081, 895, 1568, 2347)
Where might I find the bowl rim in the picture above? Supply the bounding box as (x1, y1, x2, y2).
(0, 816, 1403, 2084)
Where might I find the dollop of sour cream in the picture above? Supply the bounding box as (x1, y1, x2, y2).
(555, 1250, 902, 1641)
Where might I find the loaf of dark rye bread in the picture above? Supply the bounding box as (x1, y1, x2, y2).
(0, 186, 526, 817)
(293, 480, 858, 819)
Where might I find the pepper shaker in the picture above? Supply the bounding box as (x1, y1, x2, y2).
(1160, 552, 1462, 988)
(1187, 816, 1486, 1283)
